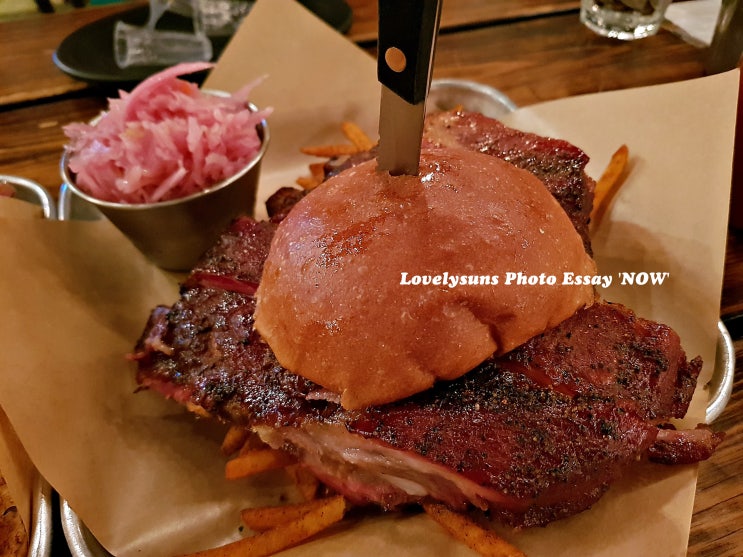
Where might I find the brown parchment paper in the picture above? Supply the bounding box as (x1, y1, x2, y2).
(204, 0, 381, 221)
(0, 0, 738, 555)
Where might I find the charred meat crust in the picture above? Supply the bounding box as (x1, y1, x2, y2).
(497, 302, 702, 421)
(132, 113, 720, 529)
(132, 215, 721, 528)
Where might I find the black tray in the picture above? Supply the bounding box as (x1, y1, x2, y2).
(53, 0, 352, 87)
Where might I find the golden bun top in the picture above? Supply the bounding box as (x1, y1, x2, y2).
(254, 147, 596, 409)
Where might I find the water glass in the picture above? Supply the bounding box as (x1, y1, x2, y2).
(580, 0, 671, 40)
(197, 0, 254, 36)
(114, 21, 213, 68)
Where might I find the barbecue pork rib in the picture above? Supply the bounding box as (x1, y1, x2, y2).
(132, 216, 722, 528)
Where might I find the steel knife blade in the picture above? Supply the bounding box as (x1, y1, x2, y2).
(377, 0, 442, 176)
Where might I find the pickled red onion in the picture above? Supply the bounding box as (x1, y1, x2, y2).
(63, 62, 271, 204)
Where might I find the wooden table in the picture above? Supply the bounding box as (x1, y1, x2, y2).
(0, 1, 740, 556)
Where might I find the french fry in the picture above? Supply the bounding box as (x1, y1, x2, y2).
(296, 155, 331, 190)
(591, 144, 629, 229)
(341, 121, 375, 151)
(296, 123, 371, 189)
(225, 449, 295, 480)
(423, 503, 527, 557)
(285, 464, 320, 501)
(220, 425, 251, 456)
(308, 162, 326, 182)
(177, 495, 347, 557)
(240, 497, 338, 532)
(296, 176, 322, 190)
(300, 144, 361, 157)
(185, 402, 211, 418)
(237, 432, 269, 455)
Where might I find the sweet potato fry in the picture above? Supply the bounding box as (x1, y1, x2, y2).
(178, 495, 347, 557)
(224, 449, 295, 480)
(296, 157, 330, 190)
(220, 425, 251, 456)
(300, 144, 361, 157)
(185, 402, 211, 418)
(240, 497, 338, 532)
(237, 432, 269, 455)
(309, 162, 326, 181)
(423, 503, 527, 557)
(285, 464, 319, 501)
(591, 144, 629, 229)
(341, 121, 375, 151)
(296, 176, 322, 190)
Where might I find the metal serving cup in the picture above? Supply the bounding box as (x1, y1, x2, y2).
(60, 105, 269, 272)
(428, 79, 517, 119)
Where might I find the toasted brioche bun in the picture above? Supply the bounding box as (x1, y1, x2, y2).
(254, 146, 596, 409)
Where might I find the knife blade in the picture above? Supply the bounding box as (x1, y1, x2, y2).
(377, 0, 442, 176)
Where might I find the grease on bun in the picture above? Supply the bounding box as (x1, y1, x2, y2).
(254, 146, 596, 409)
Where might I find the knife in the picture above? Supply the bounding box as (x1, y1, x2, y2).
(377, 0, 442, 176)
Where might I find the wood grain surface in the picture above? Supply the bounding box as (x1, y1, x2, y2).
(689, 339, 743, 557)
(430, 14, 706, 105)
(0, 2, 138, 106)
(346, 0, 581, 43)
(0, 0, 581, 106)
(0, 96, 107, 194)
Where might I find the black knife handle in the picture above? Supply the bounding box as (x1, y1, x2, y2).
(377, 0, 441, 105)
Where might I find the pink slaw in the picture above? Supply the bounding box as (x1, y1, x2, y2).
(63, 62, 271, 204)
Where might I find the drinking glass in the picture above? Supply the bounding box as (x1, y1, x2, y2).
(114, 0, 212, 68)
(114, 22, 213, 68)
(197, 0, 254, 36)
(580, 0, 672, 40)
